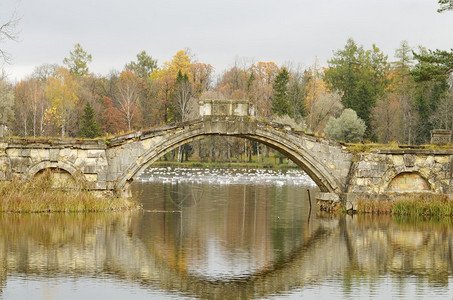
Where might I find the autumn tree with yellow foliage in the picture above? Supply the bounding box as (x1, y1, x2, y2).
(44, 68, 79, 137)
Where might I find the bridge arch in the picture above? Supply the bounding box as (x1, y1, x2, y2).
(26, 160, 84, 187)
(113, 121, 348, 196)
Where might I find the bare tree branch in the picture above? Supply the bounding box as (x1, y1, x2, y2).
(0, 11, 20, 64)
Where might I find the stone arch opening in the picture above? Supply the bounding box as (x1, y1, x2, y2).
(114, 124, 345, 197)
(27, 161, 83, 190)
(34, 167, 77, 189)
(388, 172, 430, 192)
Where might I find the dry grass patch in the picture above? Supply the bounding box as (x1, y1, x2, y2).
(0, 171, 141, 213)
(356, 194, 453, 217)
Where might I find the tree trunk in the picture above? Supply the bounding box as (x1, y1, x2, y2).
(61, 121, 65, 138)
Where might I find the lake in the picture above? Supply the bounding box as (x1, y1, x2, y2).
(0, 167, 452, 299)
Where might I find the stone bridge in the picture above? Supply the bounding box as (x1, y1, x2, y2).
(0, 99, 452, 207)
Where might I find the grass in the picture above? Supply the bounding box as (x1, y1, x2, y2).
(345, 141, 453, 153)
(0, 171, 141, 213)
(355, 194, 453, 217)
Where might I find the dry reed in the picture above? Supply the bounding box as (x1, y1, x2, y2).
(356, 194, 453, 217)
(0, 171, 141, 213)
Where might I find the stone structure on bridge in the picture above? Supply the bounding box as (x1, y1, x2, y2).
(0, 99, 452, 209)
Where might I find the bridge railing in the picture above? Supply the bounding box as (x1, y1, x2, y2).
(199, 99, 255, 118)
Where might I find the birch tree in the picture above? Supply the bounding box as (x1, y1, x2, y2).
(116, 70, 142, 131)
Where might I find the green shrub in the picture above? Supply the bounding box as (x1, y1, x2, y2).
(325, 108, 366, 143)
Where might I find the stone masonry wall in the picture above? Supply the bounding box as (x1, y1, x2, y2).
(346, 149, 453, 202)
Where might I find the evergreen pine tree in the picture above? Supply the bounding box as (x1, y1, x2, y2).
(79, 102, 100, 138)
(272, 67, 290, 116)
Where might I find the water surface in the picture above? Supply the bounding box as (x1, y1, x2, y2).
(1, 167, 453, 299)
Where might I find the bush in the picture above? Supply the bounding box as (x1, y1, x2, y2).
(324, 108, 366, 142)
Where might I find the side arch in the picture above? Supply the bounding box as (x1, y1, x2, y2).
(114, 125, 346, 196)
(380, 167, 443, 194)
(26, 160, 84, 182)
(388, 171, 430, 192)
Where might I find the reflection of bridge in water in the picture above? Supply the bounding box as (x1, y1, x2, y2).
(1, 213, 452, 299)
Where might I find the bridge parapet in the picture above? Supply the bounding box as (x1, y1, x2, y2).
(199, 99, 255, 118)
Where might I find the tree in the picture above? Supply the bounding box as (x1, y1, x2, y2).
(411, 49, 453, 82)
(78, 102, 100, 138)
(216, 59, 251, 101)
(63, 43, 92, 77)
(0, 11, 19, 64)
(116, 70, 142, 131)
(305, 59, 325, 130)
(125, 50, 158, 79)
(151, 50, 193, 125)
(310, 90, 343, 135)
(14, 78, 46, 137)
(190, 62, 213, 97)
(32, 63, 59, 81)
(410, 46, 450, 143)
(430, 91, 453, 130)
(438, 0, 453, 12)
(324, 108, 366, 143)
(44, 67, 79, 137)
(287, 68, 307, 121)
(164, 49, 191, 79)
(271, 67, 290, 116)
(172, 70, 192, 122)
(413, 77, 449, 143)
(101, 96, 127, 134)
(0, 79, 15, 129)
(324, 38, 390, 138)
(248, 61, 279, 118)
(391, 41, 417, 144)
(373, 95, 402, 143)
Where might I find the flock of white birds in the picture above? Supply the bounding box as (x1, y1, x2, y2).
(136, 167, 316, 186)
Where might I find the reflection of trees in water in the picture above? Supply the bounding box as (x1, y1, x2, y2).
(167, 182, 203, 210)
(1, 212, 453, 298)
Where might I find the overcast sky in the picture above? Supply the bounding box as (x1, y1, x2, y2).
(1, 0, 452, 82)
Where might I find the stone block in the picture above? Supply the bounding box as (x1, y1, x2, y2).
(10, 157, 30, 173)
(404, 154, 415, 167)
(82, 164, 97, 174)
(305, 140, 314, 150)
(423, 156, 434, 167)
(392, 155, 404, 166)
(357, 168, 381, 178)
(435, 156, 449, 164)
(351, 185, 369, 193)
(106, 172, 121, 182)
(87, 149, 106, 158)
(357, 161, 372, 170)
(7, 149, 20, 157)
(377, 163, 389, 174)
(20, 149, 31, 157)
(94, 181, 106, 190)
(49, 149, 59, 162)
(97, 172, 107, 182)
(30, 149, 49, 161)
(316, 192, 340, 202)
(415, 156, 426, 166)
(356, 178, 371, 186)
(77, 150, 88, 159)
